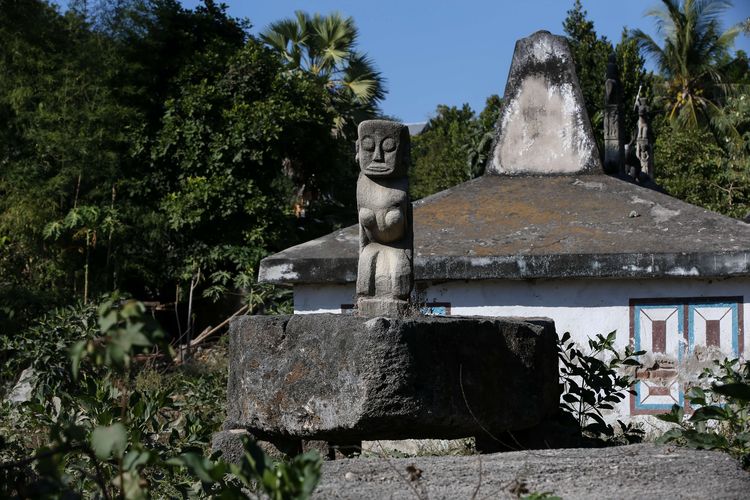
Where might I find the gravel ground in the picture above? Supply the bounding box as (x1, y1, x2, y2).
(315, 444, 749, 499)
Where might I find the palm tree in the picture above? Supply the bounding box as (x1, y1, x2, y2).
(261, 11, 386, 138)
(631, 0, 740, 129)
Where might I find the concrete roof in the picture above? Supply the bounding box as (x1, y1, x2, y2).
(259, 174, 750, 284)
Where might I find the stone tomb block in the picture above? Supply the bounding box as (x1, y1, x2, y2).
(223, 314, 559, 442)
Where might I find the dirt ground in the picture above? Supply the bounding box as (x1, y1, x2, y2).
(315, 443, 749, 499)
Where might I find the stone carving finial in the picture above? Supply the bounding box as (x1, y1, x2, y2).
(487, 31, 601, 175)
(355, 120, 413, 317)
(603, 52, 624, 175)
(634, 97, 654, 179)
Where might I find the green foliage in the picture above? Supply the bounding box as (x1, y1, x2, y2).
(558, 331, 645, 443)
(616, 29, 656, 139)
(247, 282, 294, 315)
(0, 1, 362, 336)
(409, 96, 501, 199)
(260, 11, 385, 138)
(657, 358, 750, 469)
(0, 296, 321, 498)
(522, 493, 562, 500)
(0, 0, 139, 325)
(563, 0, 612, 146)
(655, 115, 750, 218)
(631, 0, 740, 129)
(151, 37, 341, 300)
(563, 0, 654, 151)
(172, 435, 322, 500)
(0, 298, 101, 399)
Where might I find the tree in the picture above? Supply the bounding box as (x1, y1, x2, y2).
(0, 0, 254, 316)
(563, 0, 612, 148)
(410, 96, 501, 199)
(616, 29, 656, 142)
(631, 0, 740, 129)
(655, 111, 750, 218)
(260, 11, 386, 138)
(150, 38, 341, 301)
(563, 1, 654, 152)
(0, 0, 137, 325)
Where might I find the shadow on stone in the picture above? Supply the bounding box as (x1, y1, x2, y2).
(213, 314, 560, 461)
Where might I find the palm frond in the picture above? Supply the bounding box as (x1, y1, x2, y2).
(311, 12, 356, 71)
(631, 28, 670, 74)
(341, 52, 386, 104)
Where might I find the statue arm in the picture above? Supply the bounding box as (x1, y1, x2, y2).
(359, 219, 370, 252)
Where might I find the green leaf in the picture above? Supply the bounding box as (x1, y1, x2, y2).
(656, 428, 684, 444)
(682, 429, 728, 450)
(91, 423, 127, 460)
(98, 310, 118, 333)
(123, 450, 152, 471)
(656, 404, 684, 423)
(69, 340, 87, 380)
(562, 393, 579, 404)
(712, 382, 750, 402)
(168, 453, 217, 483)
(689, 405, 728, 423)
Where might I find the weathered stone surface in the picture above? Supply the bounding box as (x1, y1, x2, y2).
(211, 429, 253, 463)
(603, 53, 624, 175)
(634, 97, 654, 179)
(258, 174, 750, 284)
(6, 367, 36, 404)
(224, 314, 558, 441)
(212, 430, 332, 461)
(488, 30, 601, 175)
(355, 120, 413, 316)
(314, 444, 750, 499)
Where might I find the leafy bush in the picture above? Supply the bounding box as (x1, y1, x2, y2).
(0, 296, 321, 498)
(657, 358, 750, 469)
(558, 331, 645, 443)
(655, 120, 750, 219)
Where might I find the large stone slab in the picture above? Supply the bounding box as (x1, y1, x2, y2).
(488, 30, 601, 175)
(224, 314, 558, 441)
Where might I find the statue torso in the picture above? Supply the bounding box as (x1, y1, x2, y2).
(357, 174, 409, 244)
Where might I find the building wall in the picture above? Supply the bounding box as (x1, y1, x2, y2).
(293, 278, 748, 426)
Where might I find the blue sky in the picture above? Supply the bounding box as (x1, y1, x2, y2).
(56, 0, 750, 123)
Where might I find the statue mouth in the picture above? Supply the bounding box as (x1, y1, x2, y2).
(365, 163, 392, 174)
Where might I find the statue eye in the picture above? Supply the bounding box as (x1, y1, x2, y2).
(381, 137, 397, 152)
(362, 136, 375, 151)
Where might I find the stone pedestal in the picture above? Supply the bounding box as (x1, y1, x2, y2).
(214, 313, 559, 459)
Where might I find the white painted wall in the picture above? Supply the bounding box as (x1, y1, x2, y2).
(294, 277, 749, 353)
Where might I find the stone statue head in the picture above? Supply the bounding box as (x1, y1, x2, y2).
(356, 120, 411, 178)
(637, 97, 649, 116)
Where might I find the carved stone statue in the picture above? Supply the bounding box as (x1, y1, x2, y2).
(355, 120, 413, 317)
(635, 97, 654, 179)
(603, 53, 624, 175)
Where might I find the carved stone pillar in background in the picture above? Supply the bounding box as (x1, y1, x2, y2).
(635, 97, 654, 179)
(603, 53, 624, 175)
(355, 120, 413, 317)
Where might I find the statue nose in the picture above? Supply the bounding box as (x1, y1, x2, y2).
(373, 143, 384, 161)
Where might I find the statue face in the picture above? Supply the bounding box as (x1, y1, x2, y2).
(357, 120, 410, 178)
